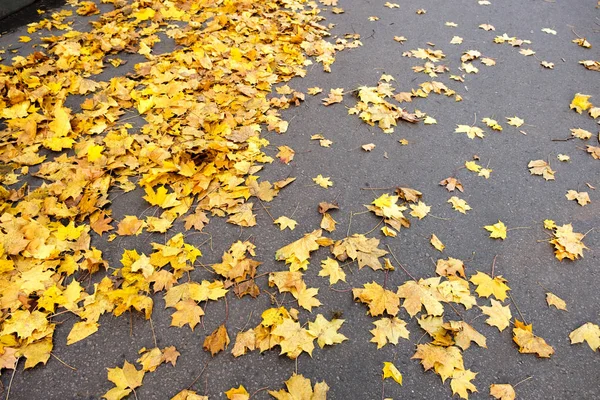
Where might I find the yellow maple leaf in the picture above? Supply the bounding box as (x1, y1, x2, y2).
(570, 93, 592, 113)
(272, 318, 316, 359)
(470, 272, 510, 301)
(569, 322, 600, 351)
(307, 314, 347, 348)
(269, 373, 328, 400)
(490, 384, 516, 400)
(409, 201, 431, 219)
(87, 144, 105, 162)
(451, 370, 478, 399)
(448, 196, 471, 214)
(313, 174, 333, 188)
(105, 361, 145, 399)
(484, 220, 507, 239)
(370, 317, 409, 349)
(465, 161, 482, 172)
(382, 362, 403, 385)
(353, 282, 400, 316)
(319, 258, 346, 284)
(225, 385, 249, 400)
(412, 343, 464, 382)
(397, 278, 445, 317)
(506, 116, 524, 127)
(274, 216, 298, 231)
(455, 124, 484, 139)
(512, 320, 554, 357)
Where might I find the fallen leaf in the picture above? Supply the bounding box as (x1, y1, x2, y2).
(570, 93, 592, 113)
(490, 384, 516, 400)
(382, 362, 403, 385)
(203, 325, 230, 356)
(546, 292, 567, 311)
(470, 272, 510, 301)
(480, 299, 512, 331)
(528, 160, 555, 180)
(484, 221, 507, 240)
(448, 196, 471, 214)
(313, 175, 333, 188)
(569, 322, 600, 351)
(274, 216, 298, 231)
(512, 320, 554, 358)
(362, 143, 376, 151)
(566, 190, 590, 206)
(430, 234, 445, 252)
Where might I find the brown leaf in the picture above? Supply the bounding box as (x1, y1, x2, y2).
(203, 324, 230, 356)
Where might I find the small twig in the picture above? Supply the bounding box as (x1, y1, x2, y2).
(514, 376, 534, 388)
(51, 353, 77, 371)
(149, 317, 158, 348)
(551, 137, 574, 142)
(506, 226, 532, 231)
(447, 303, 464, 319)
(362, 218, 384, 236)
(347, 211, 353, 236)
(509, 292, 527, 323)
(6, 357, 20, 400)
(360, 187, 395, 190)
(222, 294, 230, 325)
(187, 359, 211, 390)
(258, 199, 276, 222)
(381, 379, 385, 400)
(330, 287, 354, 293)
(132, 389, 139, 400)
(386, 245, 417, 281)
(490, 255, 498, 278)
(428, 214, 451, 221)
(571, 27, 582, 39)
(249, 387, 269, 399)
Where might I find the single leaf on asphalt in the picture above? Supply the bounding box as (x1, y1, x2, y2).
(269, 373, 328, 400)
(353, 282, 400, 316)
(512, 320, 554, 357)
(382, 362, 403, 385)
(319, 258, 346, 284)
(410, 201, 431, 219)
(570, 93, 592, 113)
(569, 322, 600, 351)
(484, 221, 507, 239)
(203, 324, 230, 356)
(313, 175, 333, 188)
(566, 190, 590, 206)
(450, 369, 477, 399)
(448, 196, 471, 213)
(274, 216, 298, 231)
(430, 234, 445, 252)
(546, 292, 567, 311)
(490, 384, 516, 400)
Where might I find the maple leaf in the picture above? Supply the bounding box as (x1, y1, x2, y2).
(443, 321, 487, 350)
(203, 324, 230, 356)
(117, 216, 145, 236)
(171, 390, 207, 400)
(436, 258, 465, 278)
(512, 320, 554, 357)
(370, 317, 410, 349)
(412, 343, 464, 382)
(551, 223, 588, 261)
(528, 159, 555, 180)
(572, 38, 592, 48)
(277, 146, 295, 164)
(331, 234, 388, 270)
(104, 361, 144, 400)
(565, 189, 591, 207)
(423, 116, 437, 124)
(171, 299, 204, 330)
(451, 370, 478, 399)
(448, 196, 471, 214)
(307, 87, 323, 95)
(320, 213, 337, 233)
(490, 384, 516, 400)
(353, 282, 400, 316)
(545, 292, 567, 311)
(318, 202, 339, 214)
(362, 143, 376, 151)
(580, 60, 600, 71)
(308, 314, 347, 348)
(541, 61, 554, 69)
(272, 318, 316, 359)
(322, 88, 344, 105)
(184, 212, 209, 231)
(506, 116, 524, 127)
(570, 128, 592, 140)
(570, 93, 592, 113)
(437, 277, 477, 310)
(484, 221, 507, 240)
(440, 177, 464, 192)
(430, 234, 445, 252)
(409, 201, 431, 219)
(569, 322, 600, 351)
(479, 24, 495, 31)
(455, 124, 484, 139)
(275, 229, 325, 270)
(274, 216, 298, 231)
(269, 373, 328, 400)
(470, 272, 510, 301)
(232, 329, 256, 357)
(465, 161, 481, 173)
(319, 258, 346, 284)
(382, 362, 403, 385)
(397, 278, 445, 317)
(313, 175, 333, 188)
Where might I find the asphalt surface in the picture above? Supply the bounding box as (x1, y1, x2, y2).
(1, 0, 599, 399)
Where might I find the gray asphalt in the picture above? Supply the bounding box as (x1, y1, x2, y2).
(1, 0, 599, 399)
